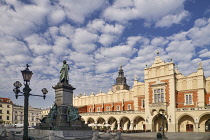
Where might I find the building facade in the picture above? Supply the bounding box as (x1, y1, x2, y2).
(0, 97, 13, 125)
(73, 56, 210, 132)
(13, 104, 42, 127)
(40, 107, 51, 119)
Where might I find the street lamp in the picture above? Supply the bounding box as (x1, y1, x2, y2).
(13, 64, 48, 140)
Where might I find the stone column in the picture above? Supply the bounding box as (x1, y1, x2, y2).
(95, 122, 98, 129)
(117, 122, 120, 130)
(195, 123, 199, 132)
(129, 122, 133, 130)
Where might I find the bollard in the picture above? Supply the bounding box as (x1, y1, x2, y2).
(8, 131, 15, 140)
(49, 132, 55, 140)
(116, 131, 121, 140)
(157, 133, 162, 139)
(92, 131, 99, 140)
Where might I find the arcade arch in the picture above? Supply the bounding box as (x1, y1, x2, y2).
(178, 114, 194, 132)
(96, 117, 106, 124)
(198, 113, 210, 132)
(133, 116, 145, 130)
(152, 114, 167, 132)
(120, 116, 130, 130)
(86, 117, 94, 124)
(107, 116, 117, 130)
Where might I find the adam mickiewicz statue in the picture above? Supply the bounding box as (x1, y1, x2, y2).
(59, 60, 70, 84)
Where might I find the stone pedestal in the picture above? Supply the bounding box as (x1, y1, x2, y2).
(53, 83, 76, 106)
(55, 105, 70, 129)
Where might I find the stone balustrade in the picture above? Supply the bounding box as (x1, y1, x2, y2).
(80, 110, 145, 116)
(176, 106, 210, 111)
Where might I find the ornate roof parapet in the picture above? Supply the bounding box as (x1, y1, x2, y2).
(151, 56, 167, 67)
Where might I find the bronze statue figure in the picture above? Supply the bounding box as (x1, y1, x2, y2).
(49, 103, 57, 129)
(59, 60, 70, 84)
(67, 105, 81, 122)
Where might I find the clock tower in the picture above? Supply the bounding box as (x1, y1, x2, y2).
(112, 65, 130, 92)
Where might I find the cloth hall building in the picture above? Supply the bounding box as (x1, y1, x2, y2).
(73, 56, 210, 132)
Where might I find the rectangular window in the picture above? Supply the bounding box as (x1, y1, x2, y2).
(158, 94, 160, 102)
(0, 110, 2, 114)
(97, 107, 100, 112)
(185, 93, 193, 105)
(7, 110, 9, 114)
(0, 104, 2, 107)
(89, 108, 92, 112)
(161, 93, 164, 102)
(0, 116, 2, 119)
(116, 106, 120, 111)
(7, 116, 9, 120)
(154, 88, 164, 103)
(141, 99, 145, 108)
(7, 105, 10, 108)
(127, 104, 131, 110)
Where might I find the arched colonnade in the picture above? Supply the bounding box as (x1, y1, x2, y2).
(85, 115, 145, 131)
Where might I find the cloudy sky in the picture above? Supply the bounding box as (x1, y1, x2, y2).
(0, 0, 210, 108)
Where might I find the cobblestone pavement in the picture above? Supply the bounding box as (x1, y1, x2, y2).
(120, 132, 210, 140)
(1, 129, 210, 140)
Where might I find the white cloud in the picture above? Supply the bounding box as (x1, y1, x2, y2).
(98, 34, 117, 46)
(87, 19, 125, 46)
(87, 20, 125, 35)
(0, 34, 30, 56)
(95, 57, 129, 74)
(25, 34, 52, 55)
(47, 8, 66, 26)
(127, 36, 149, 47)
(168, 31, 188, 41)
(69, 52, 95, 68)
(199, 50, 210, 58)
(72, 28, 98, 53)
(4, 55, 32, 64)
(187, 18, 210, 47)
(138, 45, 162, 60)
(0, 0, 49, 38)
(166, 40, 195, 62)
(103, 0, 186, 25)
(53, 36, 71, 56)
(59, 24, 75, 39)
(59, 0, 106, 23)
(98, 45, 137, 58)
(155, 10, 190, 27)
(194, 18, 208, 27)
(151, 37, 168, 47)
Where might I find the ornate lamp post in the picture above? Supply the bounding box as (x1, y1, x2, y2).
(13, 64, 48, 140)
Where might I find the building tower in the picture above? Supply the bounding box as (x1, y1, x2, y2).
(112, 65, 130, 92)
